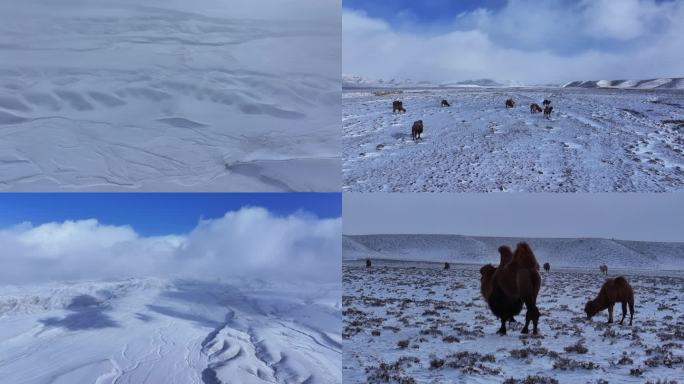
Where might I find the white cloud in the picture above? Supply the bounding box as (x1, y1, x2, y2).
(343, 0, 684, 83)
(0, 208, 341, 285)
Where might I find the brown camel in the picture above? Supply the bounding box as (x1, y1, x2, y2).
(491, 242, 542, 335)
(411, 120, 423, 140)
(392, 100, 406, 113)
(585, 276, 635, 325)
(505, 99, 515, 108)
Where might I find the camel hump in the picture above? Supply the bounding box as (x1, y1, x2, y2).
(513, 242, 538, 269)
(614, 276, 628, 286)
(498, 245, 513, 266)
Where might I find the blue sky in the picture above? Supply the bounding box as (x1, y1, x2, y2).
(343, 0, 506, 28)
(343, 0, 684, 83)
(0, 193, 341, 236)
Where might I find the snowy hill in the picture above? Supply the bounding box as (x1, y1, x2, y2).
(342, 75, 504, 89)
(343, 234, 684, 270)
(563, 78, 684, 90)
(0, 277, 341, 384)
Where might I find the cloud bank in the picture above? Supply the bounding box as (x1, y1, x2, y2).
(343, 0, 684, 84)
(0, 208, 341, 285)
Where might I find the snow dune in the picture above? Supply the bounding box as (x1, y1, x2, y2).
(0, 278, 341, 384)
(0, 0, 340, 191)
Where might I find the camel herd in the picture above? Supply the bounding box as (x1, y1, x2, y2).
(479, 242, 635, 335)
(364, 242, 631, 336)
(391, 97, 555, 141)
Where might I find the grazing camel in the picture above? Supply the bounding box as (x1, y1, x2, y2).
(441, 99, 450, 107)
(543, 262, 550, 272)
(505, 99, 515, 108)
(530, 103, 542, 113)
(600, 264, 608, 275)
(411, 120, 424, 141)
(585, 276, 635, 325)
(392, 100, 406, 113)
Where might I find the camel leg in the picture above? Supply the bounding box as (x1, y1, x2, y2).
(620, 301, 627, 325)
(607, 304, 614, 323)
(629, 301, 634, 326)
(526, 304, 540, 335)
(531, 305, 540, 335)
(497, 317, 507, 335)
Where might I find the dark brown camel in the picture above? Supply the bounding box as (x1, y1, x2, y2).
(411, 120, 423, 140)
(600, 264, 608, 275)
(543, 105, 553, 119)
(543, 262, 550, 272)
(530, 103, 542, 113)
(491, 242, 542, 335)
(392, 100, 406, 113)
(441, 99, 450, 107)
(505, 99, 515, 108)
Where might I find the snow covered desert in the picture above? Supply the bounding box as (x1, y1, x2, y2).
(0, 0, 340, 191)
(343, 86, 684, 192)
(0, 200, 342, 384)
(343, 235, 684, 383)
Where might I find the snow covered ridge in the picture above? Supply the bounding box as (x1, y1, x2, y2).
(563, 78, 684, 90)
(0, 0, 340, 191)
(343, 234, 684, 270)
(0, 277, 342, 384)
(343, 75, 507, 89)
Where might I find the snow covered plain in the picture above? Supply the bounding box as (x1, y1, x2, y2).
(0, 277, 341, 384)
(0, 0, 340, 191)
(343, 261, 684, 384)
(343, 87, 684, 192)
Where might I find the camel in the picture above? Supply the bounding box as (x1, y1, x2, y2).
(411, 120, 423, 140)
(585, 276, 635, 325)
(392, 100, 406, 113)
(491, 242, 542, 335)
(505, 99, 515, 108)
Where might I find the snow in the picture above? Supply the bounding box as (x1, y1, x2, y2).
(343, 87, 684, 192)
(343, 260, 684, 383)
(0, 277, 341, 384)
(0, 0, 340, 191)
(564, 78, 684, 90)
(343, 235, 684, 272)
(342, 75, 505, 89)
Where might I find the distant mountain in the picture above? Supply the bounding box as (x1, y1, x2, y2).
(342, 75, 505, 89)
(343, 234, 684, 270)
(563, 78, 684, 90)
